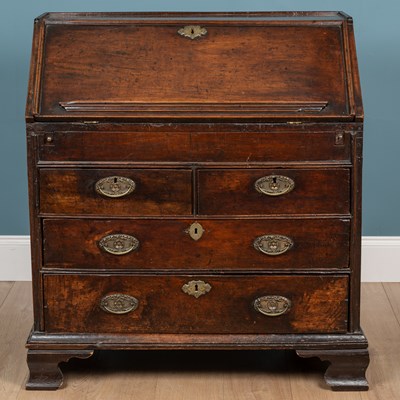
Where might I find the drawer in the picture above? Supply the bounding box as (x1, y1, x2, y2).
(39, 130, 350, 163)
(198, 168, 350, 215)
(43, 274, 349, 334)
(42, 218, 350, 270)
(39, 168, 192, 216)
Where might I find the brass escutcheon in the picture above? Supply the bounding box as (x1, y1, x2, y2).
(99, 234, 139, 255)
(95, 176, 136, 198)
(182, 280, 212, 298)
(178, 25, 207, 40)
(255, 175, 295, 196)
(100, 294, 139, 314)
(253, 234, 293, 256)
(185, 222, 204, 241)
(254, 295, 291, 317)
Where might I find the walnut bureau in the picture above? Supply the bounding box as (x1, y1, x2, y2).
(25, 12, 369, 391)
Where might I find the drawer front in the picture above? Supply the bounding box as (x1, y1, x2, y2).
(43, 218, 350, 270)
(198, 168, 350, 215)
(43, 274, 349, 334)
(39, 168, 192, 216)
(39, 131, 350, 163)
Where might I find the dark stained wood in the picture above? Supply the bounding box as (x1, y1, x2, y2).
(26, 349, 93, 390)
(25, 12, 367, 391)
(42, 218, 350, 270)
(349, 131, 363, 332)
(198, 168, 350, 215)
(34, 15, 354, 121)
(38, 130, 351, 163)
(296, 349, 369, 391)
(27, 330, 369, 350)
(43, 274, 349, 334)
(39, 168, 192, 216)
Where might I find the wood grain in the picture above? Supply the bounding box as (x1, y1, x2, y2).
(43, 274, 349, 334)
(0, 283, 396, 398)
(38, 130, 351, 163)
(39, 168, 192, 216)
(25, 11, 366, 391)
(38, 20, 350, 120)
(198, 168, 350, 215)
(42, 218, 350, 270)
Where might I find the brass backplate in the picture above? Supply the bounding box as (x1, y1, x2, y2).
(182, 280, 212, 298)
(98, 234, 139, 255)
(255, 175, 295, 196)
(100, 294, 139, 314)
(178, 25, 207, 40)
(254, 295, 291, 317)
(95, 176, 136, 198)
(253, 234, 293, 256)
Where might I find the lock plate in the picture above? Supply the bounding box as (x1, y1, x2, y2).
(182, 280, 212, 298)
(178, 25, 207, 40)
(185, 222, 204, 241)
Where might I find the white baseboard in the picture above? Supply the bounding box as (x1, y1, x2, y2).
(0, 236, 399, 282)
(0, 236, 31, 281)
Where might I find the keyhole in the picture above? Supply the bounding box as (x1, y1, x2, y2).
(191, 28, 194, 35)
(114, 177, 118, 183)
(194, 284, 199, 292)
(272, 177, 277, 184)
(194, 228, 198, 235)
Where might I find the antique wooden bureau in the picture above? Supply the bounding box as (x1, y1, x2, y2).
(25, 12, 369, 391)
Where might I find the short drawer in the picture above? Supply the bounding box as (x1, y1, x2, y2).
(39, 168, 192, 216)
(198, 168, 350, 215)
(43, 274, 349, 334)
(42, 218, 350, 270)
(39, 130, 350, 163)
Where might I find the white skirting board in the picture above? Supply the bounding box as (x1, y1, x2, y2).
(0, 236, 399, 282)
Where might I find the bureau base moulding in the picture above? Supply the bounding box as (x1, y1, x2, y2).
(25, 331, 369, 391)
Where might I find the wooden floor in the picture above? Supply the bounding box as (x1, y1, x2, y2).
(0, 282, 399, 399)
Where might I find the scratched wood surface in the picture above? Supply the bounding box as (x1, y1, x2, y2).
(0, 282, 398, 399)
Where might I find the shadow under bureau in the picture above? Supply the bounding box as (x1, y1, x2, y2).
(25, 12, 369, 391)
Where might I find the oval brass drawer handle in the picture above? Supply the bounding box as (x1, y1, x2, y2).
(253, 234, 293, 256)
(255, 175, 295, 196)
(100, 294, 139, 314)
(254, 295, 291, 317)
(99, 234, 139, 255)
(95, 176, 136, 198)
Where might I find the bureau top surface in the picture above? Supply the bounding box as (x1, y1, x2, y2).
(26, 12, 363, 123)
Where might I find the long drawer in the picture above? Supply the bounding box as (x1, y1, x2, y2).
(42, 218, 350, 270)
(43, 274, 349, 334)
(39, 168, 192, 216)
(39, 130, 350, 163)
(198, 168, 350, 215)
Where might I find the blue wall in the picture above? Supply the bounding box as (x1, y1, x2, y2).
(1, 1, 399, 235)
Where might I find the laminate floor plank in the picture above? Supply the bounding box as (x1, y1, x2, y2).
(359, 283, 400, 400)
(383, 283, 400, 326)
(0, 282, 399, 399)
(220, 350, 293, 400)
(0, 281, 14, 308)
(0, 282, 32, 400)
